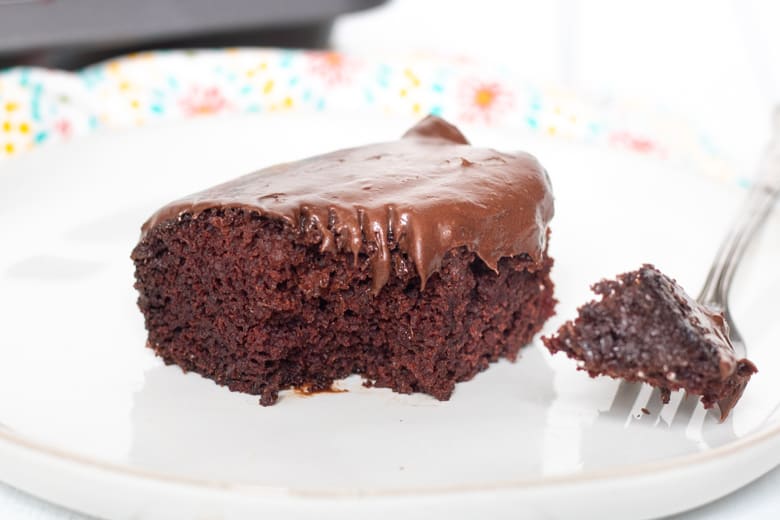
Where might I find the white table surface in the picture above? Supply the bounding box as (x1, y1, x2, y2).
(3, 0, 780, 518)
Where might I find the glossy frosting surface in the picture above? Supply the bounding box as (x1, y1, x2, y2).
(142, 116, 554, 292)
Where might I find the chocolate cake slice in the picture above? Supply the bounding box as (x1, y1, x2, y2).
(132, 115, 556, 405)
(542, 265, 757, 419)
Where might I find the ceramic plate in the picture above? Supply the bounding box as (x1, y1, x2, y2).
(1, 112, 779, 520)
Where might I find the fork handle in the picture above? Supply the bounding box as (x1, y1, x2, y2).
(697, 108, 780, 309)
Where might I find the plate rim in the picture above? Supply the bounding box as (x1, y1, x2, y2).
(2, 405, 779, 498)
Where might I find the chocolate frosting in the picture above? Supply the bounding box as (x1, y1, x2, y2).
(141, 115, 554, 294)
(650, 266, 757, 418)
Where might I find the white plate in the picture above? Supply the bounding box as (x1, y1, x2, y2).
(1, 113, 779, 520)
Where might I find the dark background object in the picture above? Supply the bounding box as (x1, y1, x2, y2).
(0, 0, 386, 69)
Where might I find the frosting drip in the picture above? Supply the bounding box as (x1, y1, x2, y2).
(141, 115, 555, 294)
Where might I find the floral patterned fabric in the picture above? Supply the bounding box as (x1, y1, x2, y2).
(0, 48, 734, 182)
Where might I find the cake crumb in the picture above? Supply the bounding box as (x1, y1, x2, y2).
(540, 264, 757, 421)
(293, 383, 347, 396)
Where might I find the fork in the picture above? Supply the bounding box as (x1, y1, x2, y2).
(614, 108, 780, 424)
(697, 106, 780, 370)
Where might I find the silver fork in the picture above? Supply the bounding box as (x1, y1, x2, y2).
(609, 108, 780, 424)
(698, 107, 780, 365)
